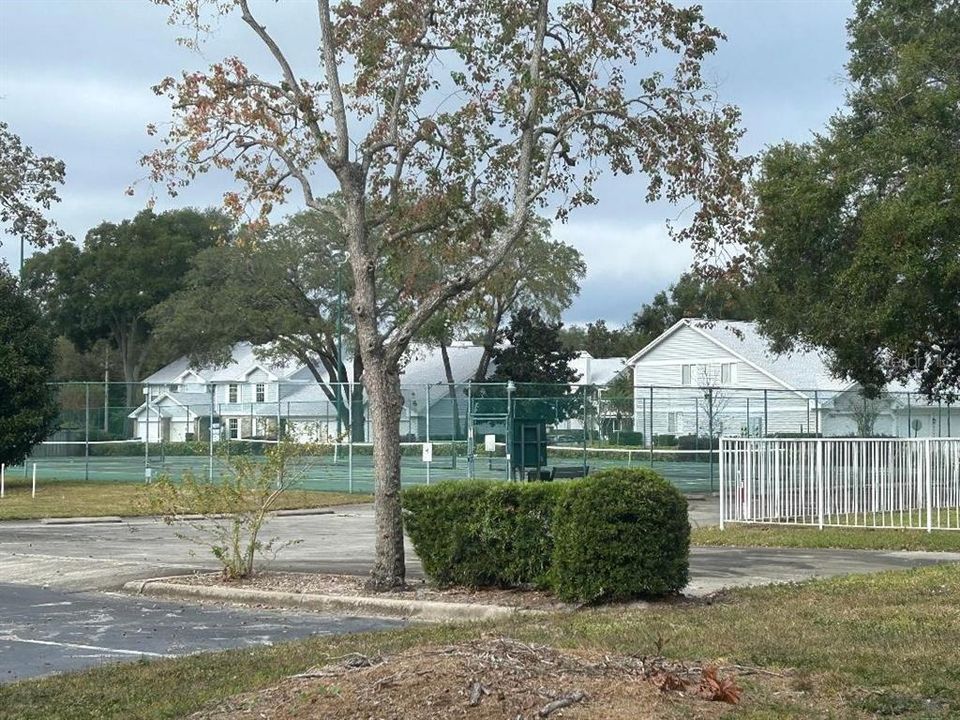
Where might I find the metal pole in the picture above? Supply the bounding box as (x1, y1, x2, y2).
(467, 381, 474, 479)
(708, 387, 715, 492)
(506, 381, 514, 481)
(719, 437, 725, 529)
(276, 380, 282, 442)
(426, 384, 431, 485)
(582, 385, 588, 476)
(816, 437, 824, 529)
(103, 347, 109, 433)
(84, 383, 90, 483)
(925, 438, 932, 532)
(336, 259, 343, 440)
(907, 392, 912, 437)
(209, 384, 215, 482)
(814, 390, 820, 436)
(649, 387, 654, 463)
(347, 380, 354, 493)
(763, 389, 769, 438)
(144, 386, 150, 474)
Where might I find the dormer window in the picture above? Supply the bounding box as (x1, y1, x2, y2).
(228, 384, 239, 403)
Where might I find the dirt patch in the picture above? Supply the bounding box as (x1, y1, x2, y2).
(169, 572, 574, 611)
(190, 637, 755, 719)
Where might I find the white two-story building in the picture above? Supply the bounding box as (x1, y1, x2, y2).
(627, 318, 957, 441)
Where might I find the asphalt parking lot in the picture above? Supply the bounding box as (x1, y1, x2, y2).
(2, 502, 958, 682)
(0, 582, 403, 683)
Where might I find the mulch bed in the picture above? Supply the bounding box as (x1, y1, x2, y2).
(190, 637, 757, 719)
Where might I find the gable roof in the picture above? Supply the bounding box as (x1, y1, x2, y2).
(142, 342, 306, 384)
(570, 352, 628, 386)
(626, 318, 849, 396)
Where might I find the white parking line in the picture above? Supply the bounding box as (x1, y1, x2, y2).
(0, 634, 175, 658)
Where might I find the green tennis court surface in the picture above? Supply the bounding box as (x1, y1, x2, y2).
(6, 452, 717, 494)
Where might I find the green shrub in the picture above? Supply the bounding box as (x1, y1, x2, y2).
(403, 480, 565, 588)
(612, 430, 644, 446)
(551, 467, 689, 603)
(676, 434, 718, 450)
(653, 433, 677, 447)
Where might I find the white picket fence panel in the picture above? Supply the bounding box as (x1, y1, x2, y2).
(720, 437, 960, 531)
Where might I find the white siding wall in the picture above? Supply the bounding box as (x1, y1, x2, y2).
(630, 325, 818, 441)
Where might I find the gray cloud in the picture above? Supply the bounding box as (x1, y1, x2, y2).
(1, 0, 853, 322)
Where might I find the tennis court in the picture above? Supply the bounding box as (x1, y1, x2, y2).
(7, 443, 718, 495)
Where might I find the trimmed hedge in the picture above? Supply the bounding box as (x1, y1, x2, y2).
(404, 468, 689, 603)
(677, 434, 719, 451)
(612, 430, 644, 446)
(403, 481, 565, 588)
(551, 467, 689, 602)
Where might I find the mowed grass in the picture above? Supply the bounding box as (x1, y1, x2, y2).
(2, 564, 958, 719)
(693, 523, 960, 553)
(0, 479, 370, 521)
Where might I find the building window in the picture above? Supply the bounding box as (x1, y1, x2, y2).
(667, 412, 678, 433)
(721, 363, 733, 384)
(228, 384, 238, 403)
(255, 383, 266, 403)
(228, 418, 239, 439)
(681, 364, 692, 385)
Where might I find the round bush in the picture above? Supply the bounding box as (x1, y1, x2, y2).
(550, 467, 689, 603)
(403, 480, 566, 588)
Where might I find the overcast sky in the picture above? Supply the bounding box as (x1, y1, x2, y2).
(0, 0, 853, 325)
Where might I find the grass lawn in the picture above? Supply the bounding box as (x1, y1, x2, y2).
(693, 523, 960, 553)
(2, 564, 958, 719)
(0, 479, 370, 521)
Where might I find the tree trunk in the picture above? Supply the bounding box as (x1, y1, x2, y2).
(364, 358, 406, 589)
(440, 342, 462, 440)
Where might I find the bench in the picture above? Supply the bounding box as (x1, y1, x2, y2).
(523, 465, 591, 481)
(550, 465, 589, 480)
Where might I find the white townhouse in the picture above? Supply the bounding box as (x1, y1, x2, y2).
(627, 318, 958, 442)
(129, 341, 486, 443)
(553, 351, 629, 432)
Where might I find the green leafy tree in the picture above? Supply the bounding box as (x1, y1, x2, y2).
(560, 320, 643, 358)
(23, 208, 231, 406)
(146, 0, 751, 588)
(151, 205, 365, 438)
(601, 370, 635, 440)
(0, 268, 58, 466)
(749, 0, 960, 399)
(466, 217, 585, 382)
(562, 270, 752, 358)
(488, 307, 581, 422)
(632, 270, 754, 340)
(0, 122, 67, 254)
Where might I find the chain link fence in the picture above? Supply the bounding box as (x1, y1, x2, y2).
(8, 380, 958, 496)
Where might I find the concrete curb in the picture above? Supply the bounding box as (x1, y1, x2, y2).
(27, 507, 338, 526)
(124, 577, 531, 623)
(39, 516, 124, 525)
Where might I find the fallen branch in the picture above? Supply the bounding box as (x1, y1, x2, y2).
(467, 680, 489, 706)
(538, 690, 587, 717)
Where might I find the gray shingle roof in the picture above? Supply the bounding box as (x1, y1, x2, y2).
(687, 319, 849, 393)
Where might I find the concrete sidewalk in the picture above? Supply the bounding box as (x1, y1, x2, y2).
(1, 504, 957, 595)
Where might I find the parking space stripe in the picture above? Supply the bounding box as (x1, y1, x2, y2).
(0, 634, 176, 658)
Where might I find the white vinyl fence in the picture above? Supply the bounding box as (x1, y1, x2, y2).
(720, 437, 960, 531)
